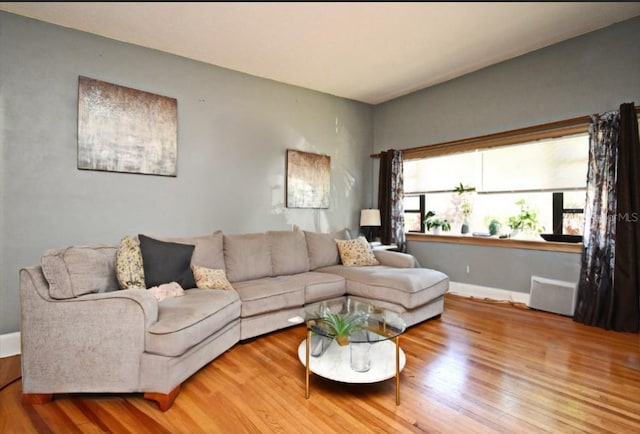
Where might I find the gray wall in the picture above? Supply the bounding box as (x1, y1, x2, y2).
(373, 16, 640, 292)
(3, 12, 639, 333)
(414, 242, 581, 294)
(0, 12, 373, 334)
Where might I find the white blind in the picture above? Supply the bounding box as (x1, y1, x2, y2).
(404, 133, 588, 194)
(404, 151, 479, 193)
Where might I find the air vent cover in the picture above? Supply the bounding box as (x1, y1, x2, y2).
(528, 276, 578, 316)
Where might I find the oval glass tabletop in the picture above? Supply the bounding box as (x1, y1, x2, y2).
(302, 297, 406, 344)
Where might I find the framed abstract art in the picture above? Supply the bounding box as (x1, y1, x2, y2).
(77, 76, 178, 176)
(286, 149, 331, 208)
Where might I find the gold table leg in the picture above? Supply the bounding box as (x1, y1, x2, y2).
(305, 329, 311, 399)
(395, 335, 401, 405)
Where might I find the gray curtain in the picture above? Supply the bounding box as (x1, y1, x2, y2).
(378, 149, 406, 252)
(574, 104, 640, 332)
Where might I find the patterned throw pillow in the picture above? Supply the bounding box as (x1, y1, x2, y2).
(191, 264, 234, 290)
(116, 235, 146, 289)
(335, 236, 380, 267)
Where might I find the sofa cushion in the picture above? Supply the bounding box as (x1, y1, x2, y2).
(41, 245, 119, 299)
(335, 236, 380, 267)
(304, 229, 350, 270)
(139, 235, 196, 289)
(224, 233, 272, 282)
(116, 235, 146, 289)
(233, 276, 306, 317)
(191, 265, 234, 290)
(159, 231, 225, 271)
(146, 288, 241, 357)
(298, 272, 346, 303)
(317, 265, 448, 310)
(267, 228, 310, 276)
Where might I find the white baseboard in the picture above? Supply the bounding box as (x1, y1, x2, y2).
(448, 281, 530, 305)
(0, 332, 21, 357)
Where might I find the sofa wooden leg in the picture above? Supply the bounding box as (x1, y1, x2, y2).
(23, 393, 53, 404)
(144, 385, 180, 411)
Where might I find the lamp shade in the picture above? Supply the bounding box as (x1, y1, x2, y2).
(360, 209, 381, 226)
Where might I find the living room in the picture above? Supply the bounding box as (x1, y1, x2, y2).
(1, 3, 639, 432)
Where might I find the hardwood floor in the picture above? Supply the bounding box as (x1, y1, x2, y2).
(1, 294, 639, 433)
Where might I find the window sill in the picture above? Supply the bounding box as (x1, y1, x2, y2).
(406, 232, 582, 253)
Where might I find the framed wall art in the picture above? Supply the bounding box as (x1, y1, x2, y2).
(286, 149, 331, 208)
(77, 76, 178, 176)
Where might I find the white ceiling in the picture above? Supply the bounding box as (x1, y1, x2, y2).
(2, 2, 640, 104)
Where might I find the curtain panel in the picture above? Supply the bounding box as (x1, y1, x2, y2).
(612, 103, 640, 332)
(378, 150, 406, 252)
(574, 111, 619, 329)
(575, 102, 640, 332)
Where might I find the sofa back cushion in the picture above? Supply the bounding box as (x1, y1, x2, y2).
(160, 231, 225, 271)
(41, 245, 119, 299)
(224, 233, 272, 282)
(304, 229, 350, 270)
(267, 228, 310, 276)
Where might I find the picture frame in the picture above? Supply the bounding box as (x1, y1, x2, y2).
(286, 149, 331, 208)
(77, 76, 178, 176)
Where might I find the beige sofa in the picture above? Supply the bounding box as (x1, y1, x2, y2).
(19, 228, 448, 411)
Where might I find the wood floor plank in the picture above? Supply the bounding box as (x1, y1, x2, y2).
(2, 294, 639, 433)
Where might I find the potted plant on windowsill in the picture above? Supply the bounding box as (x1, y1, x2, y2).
(454, 183, 476, 234)
(424, 211, 452, 235)
(507, 199, 540, 237)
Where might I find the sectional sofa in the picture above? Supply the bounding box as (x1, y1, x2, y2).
(19, 227, 448, 411)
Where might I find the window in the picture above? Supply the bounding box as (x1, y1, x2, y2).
(403, 131, 589, 240)
(403, 195, 425, 232)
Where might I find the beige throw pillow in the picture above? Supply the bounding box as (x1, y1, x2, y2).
(116, 235, 146, 289)
(191, 264, 234, 290)
(335, 236, 380, 267)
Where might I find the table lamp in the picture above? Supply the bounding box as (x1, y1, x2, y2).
(360, 209, 381, 242)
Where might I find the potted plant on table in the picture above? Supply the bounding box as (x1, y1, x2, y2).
(424, 211, 452, 235)
(313, 311, 367, 346)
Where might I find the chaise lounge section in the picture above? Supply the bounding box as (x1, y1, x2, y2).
(19, 227, 448, 410)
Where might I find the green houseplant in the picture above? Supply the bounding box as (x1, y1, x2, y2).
(488, 219, 501, 236)
(314, 311, 366, 346)
(454, 183, 476, 234)
(507, 199, 539, 235)
(424, 211, 452, 234)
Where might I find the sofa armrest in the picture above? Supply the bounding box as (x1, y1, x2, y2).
(79, 288, 158, 328)
(373, 250, 417, 268)
(19, 267, 158, 393)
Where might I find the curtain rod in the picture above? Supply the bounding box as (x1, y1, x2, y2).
(371, 104, 640, 159)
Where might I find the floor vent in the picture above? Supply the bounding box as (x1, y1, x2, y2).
(528, 276, 577, 316)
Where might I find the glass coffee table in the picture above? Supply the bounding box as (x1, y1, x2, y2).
(297, 298, 406, 405)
